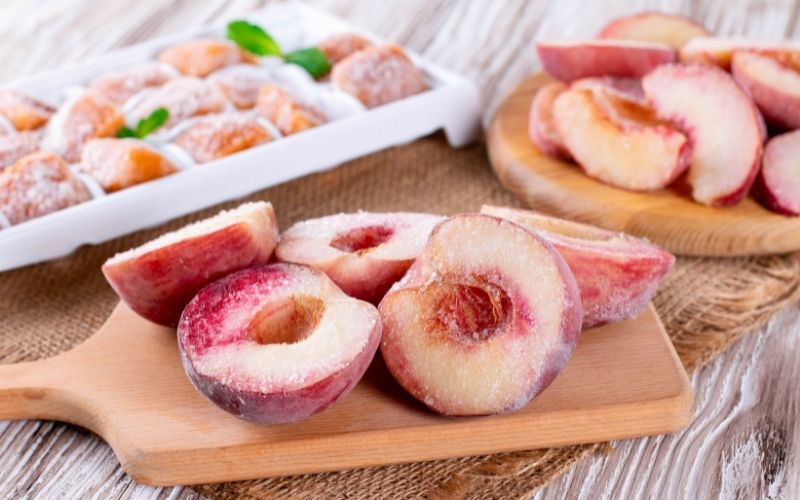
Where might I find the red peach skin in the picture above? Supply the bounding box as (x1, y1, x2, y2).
(178, 263, 382, 424)
(642, 63, 764, 206)
(598, 12, 708, 49)
(102, 202, 279, 327)
(481, 206, 675, 327)
(528, 81, 571, 159)
(276, 212, 444, 304)
(755, 130, 800, 216)
(537, 40, 676, 82)
(679, 37, 800, 69)
(732, 51, 800, 130)
(379, 214, 583, 416)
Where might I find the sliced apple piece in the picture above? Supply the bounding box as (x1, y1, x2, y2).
(276, 212, 444, 304)
(379, 214, 583, 416)
(755, 130, 800, 216)
(480, 205, 675, 327)
(178, 263, 382, 424)
(642, 63, 764, 206)
(528, 81, 570, 159)
(537, 40, 676, 82)
(102, 201, 279, 327)
(679, 37, 800, 69)
(731, 51, 800, 130)
(598, 12, 708, 48)
(551, 87, 691, 190)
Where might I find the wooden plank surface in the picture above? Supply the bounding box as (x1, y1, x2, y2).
(0, 0, 799, 498)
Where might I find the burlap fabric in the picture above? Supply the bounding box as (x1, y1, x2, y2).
(1, 136, 799, 498)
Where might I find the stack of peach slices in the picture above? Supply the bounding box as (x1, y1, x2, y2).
(533, 11, 800, 216)
(102, 201, 674, 424)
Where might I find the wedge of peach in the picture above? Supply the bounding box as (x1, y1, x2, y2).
(256, 84, 326, 136)
(551, 87, 691, 190)
(128, 77, 227, 129)
(537, 40, 676, 82)
(480, 205, 675, 327)
(102, 201, 279, 327)
(178, 263, 382, 424)
(642, 63, 763, 206)
(598, 12, 708, 48)
(276, 212, 444, 304)
(88, 63, 176, 105)
(0, 90, 54, 131)
(755, 130, 800, 216)
(174, 113, 272, 163)
(679, 37, 800, 69)
(80, 138, 178, 192)
(318, 33, 373, 66)
(158, 39, 256, 77)
(0, 132, 39, 170)
(379, 214, 582, 416)
(732, 51, 800, 130)
(528, 81, 570, 159)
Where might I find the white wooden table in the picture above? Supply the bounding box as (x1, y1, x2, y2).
(1, 0, 798, 498)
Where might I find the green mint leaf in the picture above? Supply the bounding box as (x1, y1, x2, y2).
(135, 107, 170, 138)
(284, 47, 332, 78)
(226, 20, 282, 56)
(116, 126, 138, 138)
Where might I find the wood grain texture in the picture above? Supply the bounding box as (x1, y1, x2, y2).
(487, 73, 800, 257)
(0, 0, 799, 498)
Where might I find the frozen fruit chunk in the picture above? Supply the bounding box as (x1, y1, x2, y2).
(537, 40, 676, 82)
(88, 63, 176, 105)
(79, 138, 177, 192)
(127, 77, 227, 130)
(276, 212, 444, 304)
(679, 37, 800, 69)
(552, 87, 690, 190)
(0, 151, 90, 225)
(379, 214, 583, 416)
(481, 205, 675, 327)
(0, 132, 39, 170)
(318, 33, 373, 65)
(158, 39, 256, 77)
(642, 63, 764, 206)
(208, 65, 276, 109)
(102, 201, 279, 327)
(174, 113, 272, 163)
(731, 51, 800, 130)
(755, 130, 800, 216)
(178, 263, 382, 424)
(331, 44, 428, 108)
(528, 81, 570, 159)
(256, 84, 325, 135)
(598, 12, 708, 48)
(42, 90, 124, 162)
(0, 90, 54, 131)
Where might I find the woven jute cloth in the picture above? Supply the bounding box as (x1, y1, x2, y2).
(1, 136, 799, 498)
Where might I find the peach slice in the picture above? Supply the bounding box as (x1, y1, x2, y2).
(208, 66, 276, 109)
(88, 63, 176, 105)
(528, 81, 570, 159)
(102, 201, 279, 327)
(536, 40, 676, 82)
(679, 37, 800, 69)
(178, 263, 382, 424)
(158, 39, 256, 77)
(276, 212, 444, 304)
(0, 132, 39, 170)
(174, 113, 272, 163)
(480, 205, 675, 327)
(731, 51, 800, 130)
(127, 77, 227, 129)
(0, 90, 54, 131)
(379, 214, 582, 416)
(0, 151, 90, 226)
(551, 87, 691, 190)
(598, 12, 708, 48)
(755, 130, 800, 216)
(79, 138, 178, 192)
(318, 33, 373, 66)
(642, 63, 764, 206)
(256, 84, 326, 136)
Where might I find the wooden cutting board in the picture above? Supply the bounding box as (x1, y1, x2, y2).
(0, 302, 692, 486)
(488, 73, 800, 257)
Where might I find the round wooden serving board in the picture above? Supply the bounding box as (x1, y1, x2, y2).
(487, 73, 800, 257)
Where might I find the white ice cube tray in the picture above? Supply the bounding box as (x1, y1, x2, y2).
(0, 2, 481, 272)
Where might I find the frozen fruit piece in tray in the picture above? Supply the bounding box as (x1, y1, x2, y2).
(79, 138, 178, 192)
(158, 39, 257, 77)
(256, 84, 326, 135)
(174, 113, 273, 163)
(127, 77, 227, 130)
(88, 63, 177, 106)
(0, 132, 39, 171)
(318, 32, 373, 66)
(0, 90, 55, 132)
(208, 65, 277, 109)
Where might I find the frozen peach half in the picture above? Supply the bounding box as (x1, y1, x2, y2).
(276, 212, 444, 304)
(318, 33, 373, 66)
(158, 39, 256, 77)
(480, 205, 674, 328)
(128, 77, 227, 129)
(755, 130, 800, 216)
(536, 40, 676, 82)
(379, 214, 583, 416)
(528, 81, 570, 159)
(551, 87, 691, 190)
(642, 63, 764, 206)
(178, 263, 382, 424)
(597, 12, 708, 49)
(80, 138, 177, 192)
(732, 51, 800, 130)
(102, 201, 279, 327)
(256, 84, 326, 136)
(88, 62, 176, 105)
(174, 113, 272, 163)
(0, 132, 39, 171)
(0, 90, 55, 131)
(209, 65, 276, 109)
